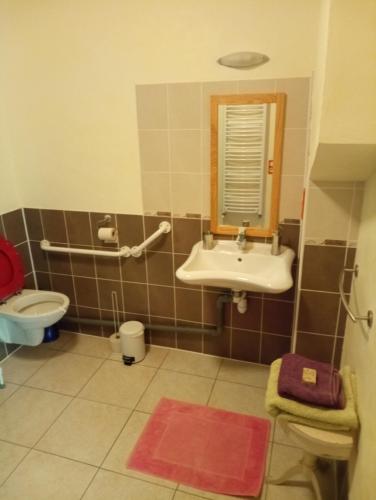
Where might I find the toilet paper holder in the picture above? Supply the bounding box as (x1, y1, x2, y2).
(97, 214, 112, 227)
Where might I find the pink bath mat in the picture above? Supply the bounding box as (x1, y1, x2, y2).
(127, 398, 271, 497)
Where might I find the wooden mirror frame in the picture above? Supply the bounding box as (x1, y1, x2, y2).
(210, 93, 286, 237)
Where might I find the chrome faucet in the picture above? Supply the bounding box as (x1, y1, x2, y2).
(271, 229, 281, 256)
(236, 227, 247, 250)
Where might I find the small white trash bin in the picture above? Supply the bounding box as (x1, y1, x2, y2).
(120, 321, 145, 365)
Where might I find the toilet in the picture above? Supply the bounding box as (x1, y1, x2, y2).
(0, 237, 69, 346)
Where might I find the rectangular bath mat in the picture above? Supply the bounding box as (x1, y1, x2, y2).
(127, 398, 271, 497)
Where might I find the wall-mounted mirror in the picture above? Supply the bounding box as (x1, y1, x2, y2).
(210, 93, 286, 237)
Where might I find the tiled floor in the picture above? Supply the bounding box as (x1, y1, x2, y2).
(0, 331, 314, 500)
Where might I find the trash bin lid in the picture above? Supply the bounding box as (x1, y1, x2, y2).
(119, 320, 144, 337)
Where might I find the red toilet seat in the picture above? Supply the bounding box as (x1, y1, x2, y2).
(0, 237, 25, 301)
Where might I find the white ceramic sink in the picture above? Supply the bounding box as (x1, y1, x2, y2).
(176, 240, 295, 293)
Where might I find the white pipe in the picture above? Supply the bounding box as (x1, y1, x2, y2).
(131, 221, 171, 257)
(40, 240, 131, 258)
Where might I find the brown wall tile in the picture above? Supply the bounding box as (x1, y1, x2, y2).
(41, 209, 67, 243)
(24, 273, 36, 289)
(260, 334, 291, 364)
(15, 242, 32, 275)
(173, 218, 201, 253)
(204, 327, 230, 358)
(298, 290, 339, 335)
(295, 331, 334, 364)
(77, 306, 103, 336)
(48, 253, 72, 275)
(301, 245, 346, 292)
(0, 215, 5, 238)
(123, 282, 148, 315)
(95, 256, 121, 281)
(74, 276, 98, 308)
(232, 298, 262, 331)
(98, 279, 123, 311)
(146, 251, 173, 286)
(71, 254, 96, 278)
(24, 208, 44, 241)
(231, 329, 260, 363)
(65, 211, 93, 246)
(262, 300, 294, 336)
(174, 253, 200, 290)
(279, 222, 300, 255)
(175, 288, 202, 323)
(30, 241, 49, 272)
(149, 316, 176, 347)
(36, 272, 51, 290)
(121, 256, 147, 283)
(2, 209, 26, 245)
(149, 285, 174, 318)
(117, 214, 144, 247)
(51, 274, 75, 303)
(176, 320, 203, 353)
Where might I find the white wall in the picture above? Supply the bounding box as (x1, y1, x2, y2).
(0, 0, 321, 214)
(342, 170, 376, 499)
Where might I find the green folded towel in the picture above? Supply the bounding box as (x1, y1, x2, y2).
(265, 358, 359, 431)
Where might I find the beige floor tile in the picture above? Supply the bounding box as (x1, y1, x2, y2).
(268, 443, 306, 482)
(103, 411, 177, 489)
(208, 380, 272, 422)
(1, 346, 53, 384)
(137, 369, 214, 413)
(0, 441, 29, 485)
(26, 351, 103, 396)
(0, 450, 96, 500)
(266, 484, 314, 500)
(217, 360, 270, 388)
(110, 345, 170, 368)
(174, 492, 207, 500)
(36, 398, 130, 466)
(79, 360, 156, 409)
(161, 350, 221, 378)
(46, 330, 74, 350)
(0, 387, 71, 447)
(82, 469, 174, 500)
(0, 383, 19, 405)
(63, 333, 113, 358)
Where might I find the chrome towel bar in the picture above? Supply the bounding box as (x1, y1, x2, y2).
(339, 265, 373, 328)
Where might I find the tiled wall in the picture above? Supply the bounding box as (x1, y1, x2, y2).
(25, 207, 300, 365)
(0, 208, 35, 361)
(295, 181, 364, 366)
(136, 77, 310, 220)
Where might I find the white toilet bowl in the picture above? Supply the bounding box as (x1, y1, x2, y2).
(0, 237, 70, 346)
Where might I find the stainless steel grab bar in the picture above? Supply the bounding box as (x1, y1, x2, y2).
(339, 265, 373, 328)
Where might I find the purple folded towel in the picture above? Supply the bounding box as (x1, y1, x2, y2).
(278, 353, 345, 409)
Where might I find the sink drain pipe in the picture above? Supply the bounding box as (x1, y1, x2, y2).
(63, 293, 232, 337)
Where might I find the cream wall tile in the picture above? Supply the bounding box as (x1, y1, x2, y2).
(203, 129, 210, 174)
(276, 78, 310, 129)
(348, 186, 364, 241)
(36, 398, 130, 466)
(137, 369, 214, 413)
(305, 185, 354, 241)
(136, 84, 168, 130)
(82, 469, 174, 500)
(202, 81, 238, 129)
(142, 172, 171, 213)
(170, 130, 202, 173)
(139, 130, 170, 172)
(217, 359, 270, 388)
(0, 387, 71, 447)
(279, 175, 304, 221)
(26, 352, 103, 396)
(282, 129, 307, 176)
(161, 350, 221, 378)
(103, 411, 177, 489)
(238, 79, 277, 93)
(202, 173, 211, 218)
(78, 360, 156, 408)
(0, 450, 96, 500)
(171, 173, 202, 216)
(0, 442, 29, 485)
(168, 83, 201, 129)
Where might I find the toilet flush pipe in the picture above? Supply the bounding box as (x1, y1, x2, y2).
(63, 293, 232, 337)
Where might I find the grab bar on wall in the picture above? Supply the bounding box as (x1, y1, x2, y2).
(40, 220, 171, 259)
(40, 240, 132, 258)
(130, 221, 171, 257)
(339, 265, 373, 328)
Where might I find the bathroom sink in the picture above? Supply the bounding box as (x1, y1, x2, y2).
(176, 240, 295, 293)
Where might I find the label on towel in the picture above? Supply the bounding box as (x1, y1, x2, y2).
(302, 367, 317, 384)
